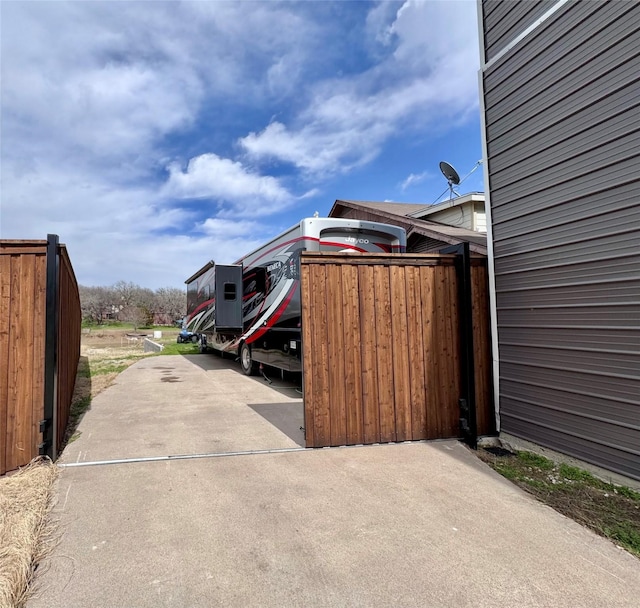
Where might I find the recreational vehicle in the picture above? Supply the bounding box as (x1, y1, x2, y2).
(185, 217, 406, 375)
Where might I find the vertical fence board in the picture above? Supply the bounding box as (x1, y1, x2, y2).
(472, 264, 493, 436)
(390, 266, 411, 441)
(407, 266, 428, 440)
(433, 265, 448, 438)
(311, 264, 331, 446)
(301, 263, 315, 447)
(9, 256, 36, 470)
(326, 264, 347, 446)
(374, 266, 396, 443)
(419, 266, 440, 439)
(435, 265, 455, 437)
(32, 254, 46, 456)
(0, 255, 11, 474)
(359, 265, 380, 444)
(445, 264, 462, 437)
(341, 265, 364, 444)
(6, 257, 21, 470)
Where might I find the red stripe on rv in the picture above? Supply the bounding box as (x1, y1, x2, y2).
(234, 236, 317, 265)
(320, 241, 368, 252)
(246, 283, 298, 345)
(187, 298, 215, 321)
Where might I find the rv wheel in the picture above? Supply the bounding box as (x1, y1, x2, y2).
(240, 342, 257, 376)
(198, 336, 208, 353)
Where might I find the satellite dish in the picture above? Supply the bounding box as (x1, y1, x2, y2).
(440, 161, 460, 185)
(439, 161, 461, 199)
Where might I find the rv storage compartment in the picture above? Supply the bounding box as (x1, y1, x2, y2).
(214, 264, 243, 332)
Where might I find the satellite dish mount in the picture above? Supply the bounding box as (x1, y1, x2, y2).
(439, 161, 461, 200)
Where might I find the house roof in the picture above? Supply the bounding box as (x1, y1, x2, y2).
(329, 199, 487, 254)
(407, 192, 485, 219)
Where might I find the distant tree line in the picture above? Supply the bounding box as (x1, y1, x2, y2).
(79, 281, 186, 328)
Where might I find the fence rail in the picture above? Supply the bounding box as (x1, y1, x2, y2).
(0, 236, 80, 476)
(301, 253, 494, 448)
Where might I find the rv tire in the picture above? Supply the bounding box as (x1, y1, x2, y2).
(240, 342, 257, 376)
(198, 336, 208, 354)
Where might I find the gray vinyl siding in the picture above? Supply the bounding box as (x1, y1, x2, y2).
(482, 0, 559, 62)
(480, 0, 640, 480)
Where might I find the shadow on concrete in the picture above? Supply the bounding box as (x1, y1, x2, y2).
(247, 402, 305, 447)
(183, 353, 304, 401)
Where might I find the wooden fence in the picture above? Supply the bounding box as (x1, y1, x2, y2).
(300, 252, 493, 448)
(0, 236, 81, 475)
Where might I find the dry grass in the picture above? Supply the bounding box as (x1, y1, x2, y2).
(0, 458, 59, 608)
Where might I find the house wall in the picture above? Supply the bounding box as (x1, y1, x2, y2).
(428, 205, 474, 231)
(480, 0, 640, 480)
(474, 205, 487, 233)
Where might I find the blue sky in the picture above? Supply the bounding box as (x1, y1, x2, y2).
(1, 0, 483, 289)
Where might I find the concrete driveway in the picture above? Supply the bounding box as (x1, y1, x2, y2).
(30, 355, 640, 608)
(61, 354, 305, 464)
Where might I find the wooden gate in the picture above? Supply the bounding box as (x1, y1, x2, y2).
(300, 252, 493, 448)
(0, 235, 81, 475)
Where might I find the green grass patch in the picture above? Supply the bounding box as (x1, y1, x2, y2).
(517, 451, 554, 470)
(613, 485, 640, 501)
(155, 342, 200, 356)
(68, 395, 91, 428)
(89, 363, 130, 376)
(478, 448, 640, 558)
(77, 358, 91, 378)
(492, 461, 520, 481)
(558, 463, 596, 483)
(605, 522, 640, 553)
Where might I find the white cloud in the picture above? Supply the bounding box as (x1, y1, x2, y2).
(400, 171, 431, 191)
(240, 0, 479, 175)
(162, 154, 296, 216)
(197, 218, 259, 239)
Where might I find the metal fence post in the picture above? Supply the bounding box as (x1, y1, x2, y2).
(440, 243, 478, 449)
(41, 234, 59, 459)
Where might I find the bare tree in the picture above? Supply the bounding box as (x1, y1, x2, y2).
(117, 286, 155, 328)
(112, 280, 139, 308)
(155, 287, 186, 323)
(78, 285, 115, 324)
(78, 281, 185, 327)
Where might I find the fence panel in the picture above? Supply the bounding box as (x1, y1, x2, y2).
(0, 242, 47, 474)
(0, 237, 81, 475)
(56, 246, 81, 452)
(301, 253, 493, 448)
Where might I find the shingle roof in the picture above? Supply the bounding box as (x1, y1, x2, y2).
(329, 199, 487, 254)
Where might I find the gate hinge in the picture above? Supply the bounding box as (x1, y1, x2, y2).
(39, 419, 50, 433)
(458, 398, 470, 434)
